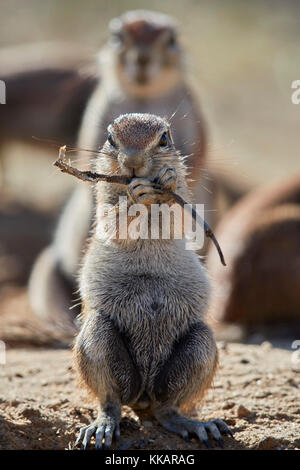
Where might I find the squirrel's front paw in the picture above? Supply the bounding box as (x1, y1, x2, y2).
(127, 178, 163, 205)
(153, 164, 177, 192)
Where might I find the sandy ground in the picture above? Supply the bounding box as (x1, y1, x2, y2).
(0, 290, 299, 451)
(1, 0, 300, 453)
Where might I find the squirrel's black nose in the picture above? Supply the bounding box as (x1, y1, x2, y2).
(121, 150, 144, 170)
(137, 53, 150, 68)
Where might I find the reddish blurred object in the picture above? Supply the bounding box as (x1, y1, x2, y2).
(207, 175, 300, 328)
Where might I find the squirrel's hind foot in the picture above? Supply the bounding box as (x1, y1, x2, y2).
(154, 408, 233, 449)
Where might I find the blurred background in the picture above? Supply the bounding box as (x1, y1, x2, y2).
(0, 0, 300, 344)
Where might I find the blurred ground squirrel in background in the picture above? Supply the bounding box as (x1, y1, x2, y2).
(0, 41, 98, 155)
(73, 113, 232, 449)
(207, 175, 300, 341)
(28, 10, 212, 336)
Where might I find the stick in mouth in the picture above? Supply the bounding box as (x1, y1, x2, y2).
(54, 145, 226, 266)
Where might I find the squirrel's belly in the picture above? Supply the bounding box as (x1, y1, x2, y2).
(83, 261, 210, 332)
(98, 275, 207, 329)
(98, 281, 207, 389)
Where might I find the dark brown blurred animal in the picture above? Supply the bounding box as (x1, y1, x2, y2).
(0, 199, 55, 285)
(207, 175, 300, 332)
(0, 42, 98, 148)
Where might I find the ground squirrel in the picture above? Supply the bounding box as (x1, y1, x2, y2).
(207, 175, 300, 338)
(29, 10, 210, 335)
(73, 113, 232, 449)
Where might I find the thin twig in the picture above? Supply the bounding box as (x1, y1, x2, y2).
(169, 192, 226, 266)
(54, 146, 226, 266)
(54, 146, 131, 185)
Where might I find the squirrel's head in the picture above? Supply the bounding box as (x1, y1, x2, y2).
(99, 113, 179, 179)
(107, 10, 183, 98)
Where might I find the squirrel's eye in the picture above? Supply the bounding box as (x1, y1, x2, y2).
(107, 133, 116, 147)
(168, 34, 176, 47)
(159, 132, 168, 147)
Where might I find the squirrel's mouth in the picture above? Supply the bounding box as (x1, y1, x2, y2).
(134, 71, 149, 85)
(120, 166, 148, 179)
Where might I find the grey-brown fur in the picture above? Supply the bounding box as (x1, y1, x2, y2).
(73, 113, 231, 449)
(29, 10, 209, 335)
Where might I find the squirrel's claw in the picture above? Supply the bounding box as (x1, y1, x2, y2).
(75, 415, 120, 450)
(127, 177, 163, 205)
(153, 164, 177, 192)
(155, 409, 233, 449)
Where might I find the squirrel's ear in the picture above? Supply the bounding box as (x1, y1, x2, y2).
(109, 17, 121, 33)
